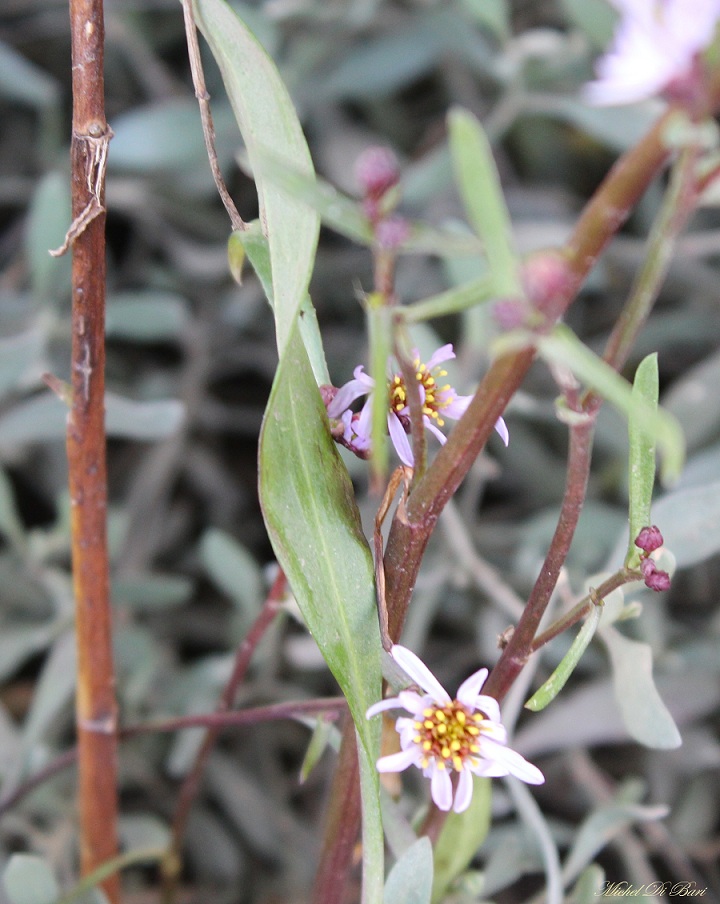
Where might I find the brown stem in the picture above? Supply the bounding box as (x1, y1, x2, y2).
(483, 414, 596, 700)
(530, 569, 640, 652)
(66, 1, 119, 900)
(312, 717, 363, 904)
(162, 569, 287, 900)
(182, 0, 245, 232)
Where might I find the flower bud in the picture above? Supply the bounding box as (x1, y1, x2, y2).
(355, 146, 400, 199)
(640, 558, 671, 592)
(635, 525, 664, 554)
(522, 251, 573, 321)
(493, 298, 527, 330)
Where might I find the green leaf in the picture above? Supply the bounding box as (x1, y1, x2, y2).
(626, 354, 659, 567)
(601, 626, 681, 749)
(2, 854, 59, 904)
(537, 325, 685, 483)
(112, 574, 195, 611)
(525, 600, 602, 711)
(569, 865, 606, 904)
(26, 172, 72, 304)
(259, 324, 383, 902)
(199, 528, 263, 619)
(0, 466, 25, 548)
(231, 224, 329, 384)
(448, 107, 522, 297)
(106, 292, 190, 343)
(561, 799, 669, 886)
(0, 393, 184, 446)
(651, 479, 720, 567)
(193, 0, 320, 357)
(384, 838, 433, 904)
(401, 276, 494, 324)
(0, 327, 45, 399)
(431, 777, 491, 903)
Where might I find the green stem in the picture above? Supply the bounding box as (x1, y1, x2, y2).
(57, 847, 167, 904)
(602, 143, 701, 374)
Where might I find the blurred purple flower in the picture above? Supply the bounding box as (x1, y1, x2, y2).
(585, 0, 720, 105)
(327, 344, 509, 467)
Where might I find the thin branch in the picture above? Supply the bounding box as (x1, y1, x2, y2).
(483, 413, 596, 700)
(0, 698, 345, 819)
(181, 0, 246, 232)
(161, 568, 287, 901)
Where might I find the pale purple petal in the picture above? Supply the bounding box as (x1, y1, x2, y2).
(481, 738, 545, 785)
(423, 418, 447, 445)
(388, 412, 414, 466)
(391, 644, 451, 704)
(477, 720, 507, 743)
(397, 690, 427, 714)
(366, 696, 404, 719)
(453, 768, 474, 813)
(430, 766, 453, 811)
(354, 398, 373, 448)
(456, 668, 489, 708)
(470, 758, 510, 778)
(494, 416, 509, 447)
(377, 748, 421, 773)
(426, 343, 456, 370)
(327, 370, 373, 417)
(441, 393, 471, 420)
(473, 695, 502, 724)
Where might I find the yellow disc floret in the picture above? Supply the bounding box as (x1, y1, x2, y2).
(413, 700, 484, 771)
(388, 357, 455, 426)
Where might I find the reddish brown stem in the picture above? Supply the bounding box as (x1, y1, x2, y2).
(66, 1, 119, 900)
(483, 415, 596, 700)
(312, 717, 363, 904)
(0, 698, 344, 820)
(162, 569, 287, 900)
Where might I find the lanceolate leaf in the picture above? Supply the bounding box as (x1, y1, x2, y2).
(192, 0, 319, 357)
(626, 354, 659, 567)
(259, 325, 383, 901)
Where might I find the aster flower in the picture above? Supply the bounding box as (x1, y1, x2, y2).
(327, 344, 509, 467)
(367, 645, 544, 813)
(584, 0, 720, 106)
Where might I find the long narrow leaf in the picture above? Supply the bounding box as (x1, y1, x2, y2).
(192, 0, 319, 357)
(259, 325, 383, 902)
(626, 354, 659, 566)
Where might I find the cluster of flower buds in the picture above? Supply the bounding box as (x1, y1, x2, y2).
(634, 525, 671, 592)
(354, 146, 409, 249)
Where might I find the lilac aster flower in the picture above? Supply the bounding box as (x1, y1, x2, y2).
(327, 344, 509, 467)
(585, 0, 720, 106)
(367, 645, 544, 813)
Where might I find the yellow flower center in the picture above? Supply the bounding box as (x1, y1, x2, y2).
(388, 360, 453, 427)
(413, 701, 484, 772)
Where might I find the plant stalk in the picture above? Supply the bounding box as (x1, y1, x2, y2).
(66, 0, 119, 900)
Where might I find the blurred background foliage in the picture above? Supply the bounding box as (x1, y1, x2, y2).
(1, 0, 720, 901)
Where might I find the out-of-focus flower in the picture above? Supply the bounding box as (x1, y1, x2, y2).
(327, 344, 509, 467)
(585, 0, 720, 106)
(355, 146, 401, 199)
(367, 645, 544, 813)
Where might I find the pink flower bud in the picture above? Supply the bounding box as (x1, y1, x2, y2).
(635, 525, 664, 554)
(640, 558, 671, 592)
(355, 147, 400, 199)
(522, 251, 573, 321)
